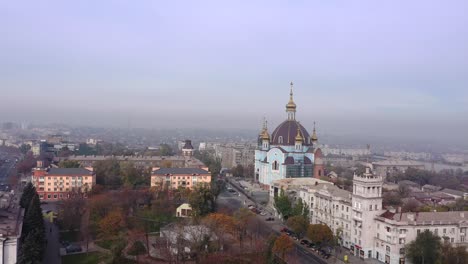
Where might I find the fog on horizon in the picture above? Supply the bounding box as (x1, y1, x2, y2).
(1, 1, 468, 144)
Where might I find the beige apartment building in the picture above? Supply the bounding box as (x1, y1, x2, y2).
(151, 167, 211, 190)
(32, 167, 96, 200)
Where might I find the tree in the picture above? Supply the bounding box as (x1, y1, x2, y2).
(232, 164, 244, 177)
(440, 242, 468, 264)
(274, 188, 292, 219)
(22, 193, 45, 241)
(286, 216, 308, 238)
(291, 198, 309, 218)
(234, 208, 255, 250)
(17, 229, 43, 264)
(189, 186, 216, 217)
(94, 158, 121, 187)
(58, 160, 80, 168)
(159, 144, 173, 156)
(272, 234, 293, 261)
(128, 240, 147, 262)
(265, 234, 278, 263)
(406, 230, 441, 264)
(58, 196, 85, 231)
(98, 209, 125, 239)
(120, 162, 141, 188)
(19, 144, 31, 155)
(20, 182, 35, 210)
(306, 224, 333, 246)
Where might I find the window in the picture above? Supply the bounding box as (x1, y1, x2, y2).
(417, 229, 421, 235)
(278, 136, 283, 144)
(47, 195, 51, 199)
(434, 229, 438, 236)
(53, 194, 57, 199)
(272, 161, 279, 171)
(375, 204, 378, 210)
(386, 246, 391, 253)
(451, 238, 454, 243)
(399, 238, 405, 244)
(443, 228, 446, 234)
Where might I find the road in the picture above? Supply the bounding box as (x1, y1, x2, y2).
(0, 155, 16, 184)
(217, 183, 327, 264)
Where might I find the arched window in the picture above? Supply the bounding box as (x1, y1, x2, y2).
(278, 136, 283, 144)
(272, 161, 279, 171)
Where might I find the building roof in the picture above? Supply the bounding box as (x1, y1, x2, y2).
(440, 188, 465, 197)
(373, 160, 424, 167)
(380, 211, 468, 224)
(271, 120, 312, 146)
(47, 168, 93, 176)
(284, 156, 295, 165)
(272, 177, 332, 191)
(182, 140, 194, 150)
(152, 168, 210, 175)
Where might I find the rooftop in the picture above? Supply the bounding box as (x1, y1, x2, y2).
(272, 177, 333, 191)
(152, 168, 210, 175)
(373, 160, 424, 167)
(380, 211, 468, 224)
(47, 168, 93, 176)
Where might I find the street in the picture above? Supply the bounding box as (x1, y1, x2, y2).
(217, 182, 327, 264)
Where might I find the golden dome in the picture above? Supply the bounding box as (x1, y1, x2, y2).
(261, 129, 270, 140)
(311, 122, 318, 142)
(295, 126, 303, 142)
(286, 82, 297, 112)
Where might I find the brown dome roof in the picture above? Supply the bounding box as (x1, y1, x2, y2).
(271, 120, 311, 146)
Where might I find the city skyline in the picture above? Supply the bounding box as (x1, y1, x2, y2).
(2, 1, 468, 144)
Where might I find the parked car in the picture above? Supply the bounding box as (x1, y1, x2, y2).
(60, 240, 70, 247)
(259, 211, 267, 216)
(300, 239, 309, 245)
(247, 205, 255, 209)
(66, 244, 82, 254)
(265, 217, 275, 221)
(280, 227, 289, 232)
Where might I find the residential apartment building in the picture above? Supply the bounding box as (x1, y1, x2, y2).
(60, 155, 205, 169)
(151, 168, 211, 190)
(272, 167, 468, 264)
(32, 168, 96, 200)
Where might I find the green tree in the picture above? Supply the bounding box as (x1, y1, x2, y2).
(120, 162, 141, 188)
(19, 144, 31, 155)
(189, 187, 216, 217)
(20, 182, 35, 210)
(128, 240, 147, 256)
(292, 198, 309, 218)
(58, 160, 80, 168)
(406, 230, 441, 264)
(159, 144, 173, 156)
(274, 188, 292, 219)
(17, 229, 43, 264)
(286, 215, 308, 238)
(22, 193, 45, 241)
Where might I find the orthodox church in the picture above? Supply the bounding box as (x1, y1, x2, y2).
(255, 82, 324, 188)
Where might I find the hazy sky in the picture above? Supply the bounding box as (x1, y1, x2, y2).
(1, 1, 468, 142)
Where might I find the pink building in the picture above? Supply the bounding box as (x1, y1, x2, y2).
(151, 167, 211, 190)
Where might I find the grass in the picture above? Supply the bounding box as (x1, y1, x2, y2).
(60, 230, 80, 242)
(95, 239, 119, 250)
(61, 252, 107, 264)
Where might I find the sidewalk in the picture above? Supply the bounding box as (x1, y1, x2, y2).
(332, 248, 382, 264)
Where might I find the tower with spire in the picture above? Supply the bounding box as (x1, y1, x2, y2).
(254, 82, 324, 188)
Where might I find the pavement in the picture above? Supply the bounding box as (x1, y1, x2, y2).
(44, 219, 62, 264)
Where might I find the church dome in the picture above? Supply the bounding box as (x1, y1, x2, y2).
(271, 120, 311, 146)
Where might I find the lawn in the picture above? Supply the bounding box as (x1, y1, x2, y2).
(60, 230, 80, 242)
(95, 239, 119, 250)
(61, 252, 107, 264)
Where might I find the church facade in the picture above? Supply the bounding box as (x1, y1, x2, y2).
(255, 83, 324, 188)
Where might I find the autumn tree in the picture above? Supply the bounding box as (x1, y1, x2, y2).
(234, 208, 254, 250)
(307, 224, 333, 246)
(94, 158, 121, 187)
(58, 196, 85, 231)
(272, 234, 293, 262)
(98, 208, 126, 239)
(439, 242, 468, 264)
(286, 215, 308, 238)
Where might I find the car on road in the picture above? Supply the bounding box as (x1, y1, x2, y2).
(259, 211, 267, 216)
(247, 204, 255, 209)
(300, 239, 310, 245)
(265, 217, 274, 221)
(65, 244, 82, 254)
(280, 227, 289, 232)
